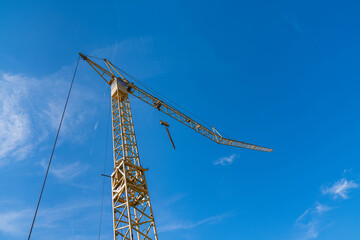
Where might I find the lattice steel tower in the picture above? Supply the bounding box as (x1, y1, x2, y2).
(110, 79, 158, 239)
(79, 53, 272, 240)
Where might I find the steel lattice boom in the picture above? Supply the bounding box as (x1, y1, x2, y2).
(79, 53, 273, 152)
(79, 52, 272, 240)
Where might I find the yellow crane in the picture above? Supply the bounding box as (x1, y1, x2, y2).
(79, 53, 272, 240)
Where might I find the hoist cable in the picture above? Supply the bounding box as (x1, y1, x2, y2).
(85, 55, 213, 130)
(98, 104, 111, 240)
(86, 55, 233, 139)
(113, 65, 227, 136)
(86, 55, 105, 60)
(27, 56, 80, 240)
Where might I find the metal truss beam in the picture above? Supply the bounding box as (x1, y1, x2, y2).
(79, 53, 272, 152)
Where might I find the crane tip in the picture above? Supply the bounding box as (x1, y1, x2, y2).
(79, 52, 87, 60)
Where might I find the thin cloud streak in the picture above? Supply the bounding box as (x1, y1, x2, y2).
(0, 200, 99, 237)
(0, 209, 33, 236)
(158, 212, 231, 233)
(282, 13, 305, 35)
(162, 193, 188, 206)
(40, 159, 89, 181)
(91, 37, 168, 80)
(315, 203, 332, 214)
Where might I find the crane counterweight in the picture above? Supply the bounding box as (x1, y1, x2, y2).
(111, 78, 129, 97)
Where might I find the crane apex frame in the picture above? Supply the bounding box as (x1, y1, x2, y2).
(79, 52, 272, 240)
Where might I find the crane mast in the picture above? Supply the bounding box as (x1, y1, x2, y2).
(79, 53, 272, 240)
(111, 78, 158, 240)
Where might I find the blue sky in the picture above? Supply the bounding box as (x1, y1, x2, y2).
(1, 0, 360, 239)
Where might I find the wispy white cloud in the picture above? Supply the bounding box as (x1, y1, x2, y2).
(156, 194, 232, 233)
(0, 38, 168, 167)
(295, 202, 331, 240)
(0, 200, 99, 238)
(0, 73, 34, 164)
(39, 67, 102, 143)
(91, 37, 168, 80)
(296, 202, 331, 221)
(282, 13, 305, 35)
(214, 153, 237, 166)
(295, 177, 358, 239)
(39, 159, 89, 181)
(0, 209, 33, 236)
(36, 200, 98, 228)
(303, 220, 319, 240)
(51, 161, 88, 180)
(321, 178, 358, 199)
(0, 63, 103, 166)
(314, 202, 332, 214)
(158, 212, 230, 233)
(162, 193, 188, 206)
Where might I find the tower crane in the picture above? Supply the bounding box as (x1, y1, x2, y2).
(79, 53, 272, 240)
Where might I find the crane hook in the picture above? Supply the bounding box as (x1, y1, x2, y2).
(160, 120, 175, 150)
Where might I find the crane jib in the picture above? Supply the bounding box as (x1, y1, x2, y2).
(79, 52, 273, 152)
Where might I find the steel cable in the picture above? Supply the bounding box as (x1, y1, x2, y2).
(27, 56, 80, 240)
(98, 104, 111, 240)
(86, 55, 233, 139)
